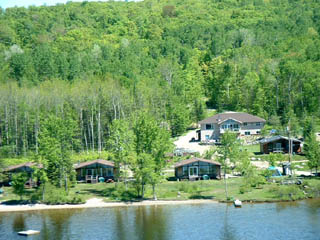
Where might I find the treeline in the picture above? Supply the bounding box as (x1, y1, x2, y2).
(0, 0, 320, 157)
(0, 80, 191, 157)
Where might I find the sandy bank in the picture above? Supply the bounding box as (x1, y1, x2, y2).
(0, 198, 218, 213)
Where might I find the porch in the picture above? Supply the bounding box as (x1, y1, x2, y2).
(74, 159, 116, 183)
(175, 157, 221, 181)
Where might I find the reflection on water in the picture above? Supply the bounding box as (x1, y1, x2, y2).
(220, 205, 236, 240)
(276, 200, 300, 212)
(134, 206, 167, 240)
(13, 214, 25, 232)
(0, 199, 319, 240)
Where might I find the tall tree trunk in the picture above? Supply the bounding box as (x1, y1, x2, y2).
(81, 109, 89, 153)
(152, 184, 157, 200)
(35, 114, 39, 154)
(80, 108, 84, 152)
(14, 105, 18, 155)
(91, 107, 95, 151)
(224, 165, 228, 200)
(141, 183, 145, 199)
(97, 103, 101, 153)
(5, 105, 9, 145)
(65, 171, 68, 193)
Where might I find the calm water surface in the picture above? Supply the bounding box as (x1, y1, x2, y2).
(0, 199, 319, 240)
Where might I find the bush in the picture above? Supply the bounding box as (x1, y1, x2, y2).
(11, 173, 28, 200)
(261, 169, 273, 178)
(42, 183, 84, 204)
(303, 181, 320, 198)
(269, 185, 305, 201)
(104, 184, 137, 201)
(239, 185, 250, 194)
(244, 175, 266, 188)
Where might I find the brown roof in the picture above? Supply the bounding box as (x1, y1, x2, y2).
(199, 112, 266, 124)
(4, 162, 43, 172)
(74, 159, 114, 169)
(174, 157, 221, 168)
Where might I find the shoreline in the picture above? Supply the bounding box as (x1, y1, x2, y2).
(0, 198, 218, 213)
(0, 197, 318, 213)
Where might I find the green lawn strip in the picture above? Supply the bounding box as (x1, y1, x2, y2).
(1, 178, 320, 204)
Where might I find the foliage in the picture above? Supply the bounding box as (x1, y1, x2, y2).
(267, 153, 284, 167)
(132, 112, 173, 199)
(103, 184, 137, 201)
(217, 131, 240, 199)
(269, 185, 305, 201)
(0, 0, 319, 159)
(11, 172, 28, 200)
(40, 183, 84, 205)
(304, 132, 320, 173)
(107, 119, 134, 185)
(38, 112, 78, 190)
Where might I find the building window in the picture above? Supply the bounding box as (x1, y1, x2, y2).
(256, 122, 261, 126)
(245, 131, 251, 135)
(244, 123, 247, 126)
(107, 168, 113, 176)
(183, 166, 188, 175)
(206, 124, 212, 130)
(256, 131, 261, 134)
(199, 165, 210, 175)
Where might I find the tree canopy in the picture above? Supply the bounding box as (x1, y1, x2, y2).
(0, 0, 319, 157)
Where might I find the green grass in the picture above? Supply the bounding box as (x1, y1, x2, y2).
(1, 177, 319, 204)
(240, 144, 260, 154)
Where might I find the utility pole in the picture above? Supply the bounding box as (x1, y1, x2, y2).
(287, 119, 292, 163)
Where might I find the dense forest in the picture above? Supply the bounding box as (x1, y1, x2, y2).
(0, 0, 320, 157)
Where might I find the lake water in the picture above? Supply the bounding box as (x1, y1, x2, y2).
(0, 199, 319, 240)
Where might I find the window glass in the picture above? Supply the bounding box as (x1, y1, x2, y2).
(245, 131, 251, 135)
(206, 124, 212, 129)
(107, 168, 113, 176)
(210, 165, 217, 174)
(256, 122, 261, 126)
(200, 165, 209, 174)
(183, 166, 188, 175)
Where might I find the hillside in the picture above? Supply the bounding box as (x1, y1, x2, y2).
(0, 0, 319, 157)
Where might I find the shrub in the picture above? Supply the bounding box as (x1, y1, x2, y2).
(42, 183, 84, 204)
(104, 184, 137, 201)
(269, 185, 305, 201)
(244, 175, 266, 188)
(11, 173, 28, 200)
(239, 185, 250, 194)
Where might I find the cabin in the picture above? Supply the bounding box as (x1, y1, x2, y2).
(74, 159, 116, 183)
(258, 135, 302, 154)
(198, 112, 266, 142)
(2, 162, 43, 187)
(174, 157, 221, 180)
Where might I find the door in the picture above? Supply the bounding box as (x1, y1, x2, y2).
(87, 169, 95, 176)
(189, 167, 198, 177)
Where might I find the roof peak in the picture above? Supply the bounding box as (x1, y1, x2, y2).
(199, 112, 266, 125)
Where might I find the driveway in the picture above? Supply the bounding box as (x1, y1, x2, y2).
(174, 130, 211, 155)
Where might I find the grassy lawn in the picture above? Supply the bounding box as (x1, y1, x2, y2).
(1, 177, 319, 204)
(240, 144, 260, 154)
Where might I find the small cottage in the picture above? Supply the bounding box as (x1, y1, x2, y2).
(258, 135, 302, 154)
(74, 159, 116, 183)
(3, 162, 43, 187)
(174, 157, 221, 180)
